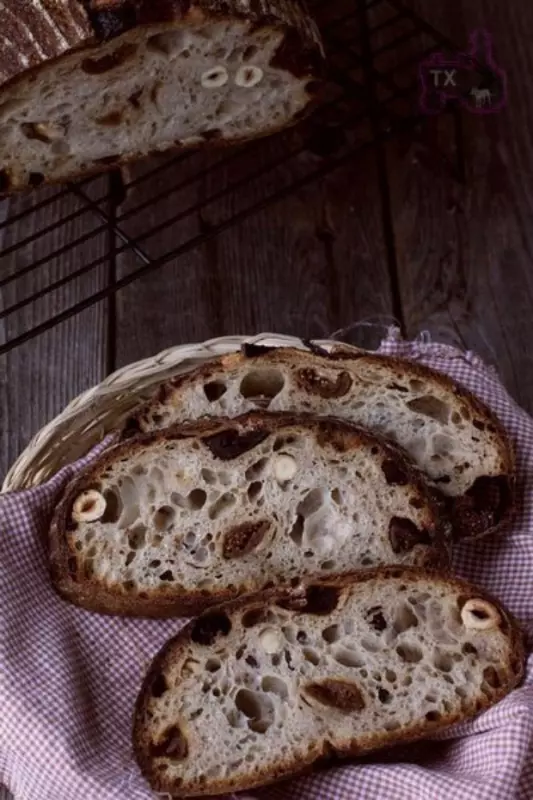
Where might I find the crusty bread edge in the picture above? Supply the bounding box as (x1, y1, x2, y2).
(132, 565, 526, 797)
(48, 412, 450, 618)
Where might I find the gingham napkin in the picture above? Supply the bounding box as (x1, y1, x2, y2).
(1, 332, 532, 800)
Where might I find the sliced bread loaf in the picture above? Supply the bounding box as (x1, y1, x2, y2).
(133, 566, 525, 797)
(0, 1, 322, 193)
(123, 345, 515, 540)
(49, 413, 448, 617)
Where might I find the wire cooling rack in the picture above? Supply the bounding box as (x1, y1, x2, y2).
(0, 0, 465, 358)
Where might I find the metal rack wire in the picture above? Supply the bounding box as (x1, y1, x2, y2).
(0, 0, 465, 357)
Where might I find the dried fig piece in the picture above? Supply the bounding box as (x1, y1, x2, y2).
(381, 460, 408, 486)
(222, 520, 270, 559)
(388, 517, 431, 554)
(303, 679, 365, 712)
(205, 429, 269, 460)
(296, 368, 352, 398)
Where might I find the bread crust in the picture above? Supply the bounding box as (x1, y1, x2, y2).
(123, 344, 516, 541)
(132, 566, 526, 796)
(49, 412, 450, 617)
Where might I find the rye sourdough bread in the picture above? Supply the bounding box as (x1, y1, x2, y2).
(49, 413, 448, 617)
(123, 344, 515, 540)
(133, 567, 525, 797)
(0, 1, 323, 193)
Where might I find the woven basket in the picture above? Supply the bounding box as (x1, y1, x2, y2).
(2, 333, 346, 494)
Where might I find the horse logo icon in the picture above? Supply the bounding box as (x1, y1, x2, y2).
(419, 29, 507, 115)
(470, 87, 493, 108)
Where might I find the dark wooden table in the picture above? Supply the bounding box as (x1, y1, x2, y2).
(1, 0, 532, 488)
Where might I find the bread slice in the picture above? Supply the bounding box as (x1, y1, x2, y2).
(49, 413, 449, 617)
(133, 566, 525, 797)
(123, 345, 515, 541)
(0, 1, 322, 193)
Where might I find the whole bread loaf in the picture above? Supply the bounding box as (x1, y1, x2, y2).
(133, 567, 525, 797)
(49, 413, 448, 617)
(0, 1, 322, 193)
(124, 344, 515, 540)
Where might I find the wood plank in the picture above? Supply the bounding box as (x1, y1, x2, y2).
(0, 182, 109, 482)
(386, 0, 533, 410)
(113, 123, 395, 366)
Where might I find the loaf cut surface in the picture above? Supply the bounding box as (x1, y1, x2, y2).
(133, 567, 525, 797)
(49, 414, 448, 617)
(124, 344, 514, 540)
(0, 1, 322, 192)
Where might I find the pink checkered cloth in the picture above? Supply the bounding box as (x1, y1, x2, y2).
(1, 332, 533, 800)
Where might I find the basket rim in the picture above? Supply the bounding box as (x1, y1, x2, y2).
(2, 332, 342, 493)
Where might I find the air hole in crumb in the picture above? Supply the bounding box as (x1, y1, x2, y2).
(201, 468, 217, 485)
(322, 624, 342, 644)
(331, 488, 343, 505)
(407, 395, 450, 424)
(245, 458, 269, 481)
(298, 488, 328, 518)
(425, 710, 441, 722)
(303, 648, 320, 665)
(206, 658, 221, 672)
(243, 44, 259, 61)
(396, 644, 423, 663)
(273, 435, 297, 451)
(235, 689, 274, 734)
(393, 604, 418, 634)
(154, 506, 175, 531)
(147, 30, 186, 55)
(462, 642, 478, 656)
(332, 647, 364, 668)
(208, 492, 236, 520)
(151, 674, 168, 697)
(204, 380, 227, 402)
(304, 585, 340, 614)
(160, 570, 174, 582)
(261, 676, 288, 699)
(239, 369, 284, 405)
(128, 526, 146, 550)
(360, 637, 381, 653)
(188, 489, 207, 510)
(101, 489, 121, 523)
(289, 515, 304, 546)
(247, 481, 263, 502)
(433, 650, 454, 672)
(378, 688, 391, 704)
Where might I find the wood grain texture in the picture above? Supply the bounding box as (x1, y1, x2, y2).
(387, 0, 533, 410)
(114, 127, 395, 366)
(0, 182, 109, 480)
